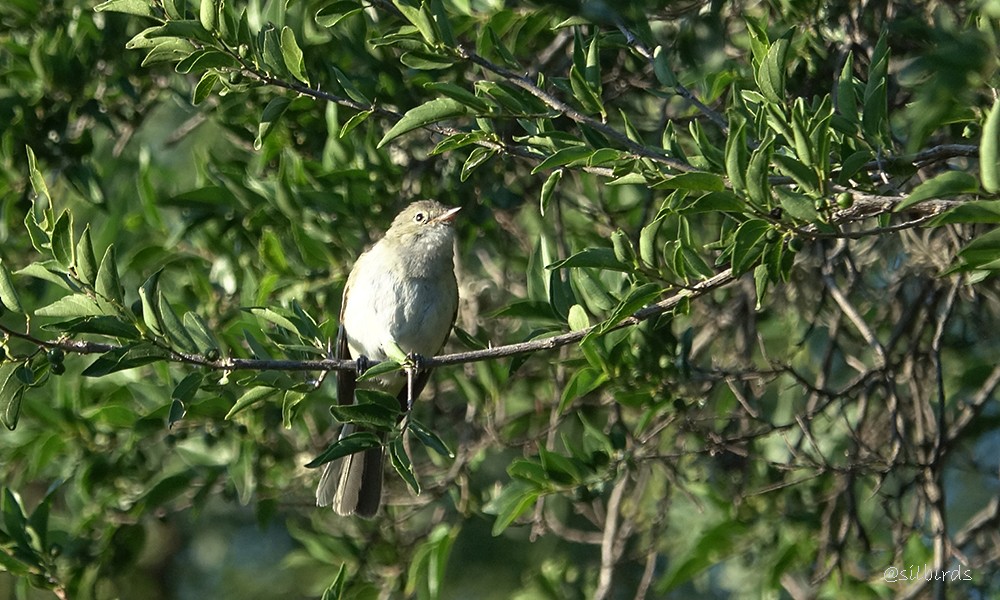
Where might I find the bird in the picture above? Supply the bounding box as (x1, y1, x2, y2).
(316, 200, 460, 517)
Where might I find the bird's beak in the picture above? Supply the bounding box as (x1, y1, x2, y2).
(430, 206, 461, 224)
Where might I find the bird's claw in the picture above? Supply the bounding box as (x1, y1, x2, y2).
(405, 352, 425, 372)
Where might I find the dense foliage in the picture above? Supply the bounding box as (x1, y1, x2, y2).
(1, 0, 999, 598)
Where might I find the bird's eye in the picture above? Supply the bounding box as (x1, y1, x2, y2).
(413, 212, 426, 223)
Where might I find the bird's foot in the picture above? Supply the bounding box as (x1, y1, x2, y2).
(404, 352, 426, 372)
(355, 355, 371, 377)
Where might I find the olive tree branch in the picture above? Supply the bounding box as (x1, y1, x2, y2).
(0, 269, 735, 374)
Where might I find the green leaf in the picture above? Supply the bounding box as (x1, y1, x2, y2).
(255, 96, 291, 151)
(225, 386, 279, 420)
(674, 244, 715, 280)
(34, 294, 103, 318)
(400, 50, 456, 70)
(837, 150, 872, 185)
(757, 35, 790, 103)
(15, 262, 73, 291)
(952, 228, 1000, 272)
(158, 293, 199, 353)
(773, 154, 820, 192)
(390, 436, 420, 494)
(230, 441, 255, 505)
(862, 33, 890, 147)
(167, 398, 187, 428)
(776, 188, 820, 222)
(486, 481, 540, 535)
(508, 459, 550, 486)
(725, 114, 748, 192)
(928, 200, 1000, 226)
(0, 363, 28, 430)
(305, 431, 382, 468)
(95, 0, 156, 17)
(193, 71, 219, 105)
(836, 51, 859, 123)
(183, 312, 219, 354)
(571, 268, 617, 313)
(539, 169, 562, 216)
(142, 38, 197, 67)
(51, 210, 74, 269)
(427, 0, 454, 46)
(171, 373, 204, 407)
(746, 137, 773, 206)
(356, 359, 402, 382)
(567, 303, 589, 331)
(731, 219, 772, 275)
(639, 217, 663, 268)
(41, 316, 139, 339)
(96, 245, 124, 305)
(558, 367, 607, 414)
(280, 27, 308, 84)
(139, 270, 163, 336)
(316, 2, 363, 28)
(753, 263, 769, 309)
(329, 389, 401, 429)
(683, 191, 745, 214)
(392, 0, 438, 45)
(260, 24, 288, 78)
(652, 172, 726, 192)
(532, 146, 592, 174)
(430, 132, 487, 156)
(135, 472, 197, 511)
(378, 98, 468, 148)
(423, 82, 490, 113)
(461, 147, 496, 181)
(981, 97, 1000, 193)
(0, 260, 23, 313)
(243, 329, 272, 360)
(269, 390, 298, 430)
(2, 488, 30, 549)
(409, 418, 454, 458)
(484, 25, 519, 68)
(339, 109, 372, 138)
(569, 63, 605, 117)
(584, 32, 601, 87)
(585, 282, 663, 341)
(199, 0, 217, 31)
(547, 248, 629, 272)
(538, 447, 583, 484)
(81, 344, 169, 377)
(611, 229, 636, 266)
(198, 0, 223, 31)
(24, 209, 50, 254)
(249, 307, 297, 333)
(652, 45, 678, 87)
(259, 228, 290, 273)
(25, 146, 51, 225)
(332, 67, 370, 105)
(321, 564, 347, 600)
(175, 49, 239, 74)
(895, 171, 978, 212)
(658, 520, 747, 592)
(75, 225, 98, 285)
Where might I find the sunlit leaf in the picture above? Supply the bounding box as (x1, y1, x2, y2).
(981, 97, 1000, 193)
(895, 171, 978, 212)
(378, 98, 468, 147)
(225, 386, 279, 420)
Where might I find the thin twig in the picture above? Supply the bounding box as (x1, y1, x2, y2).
(594, 474, 628, 600)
